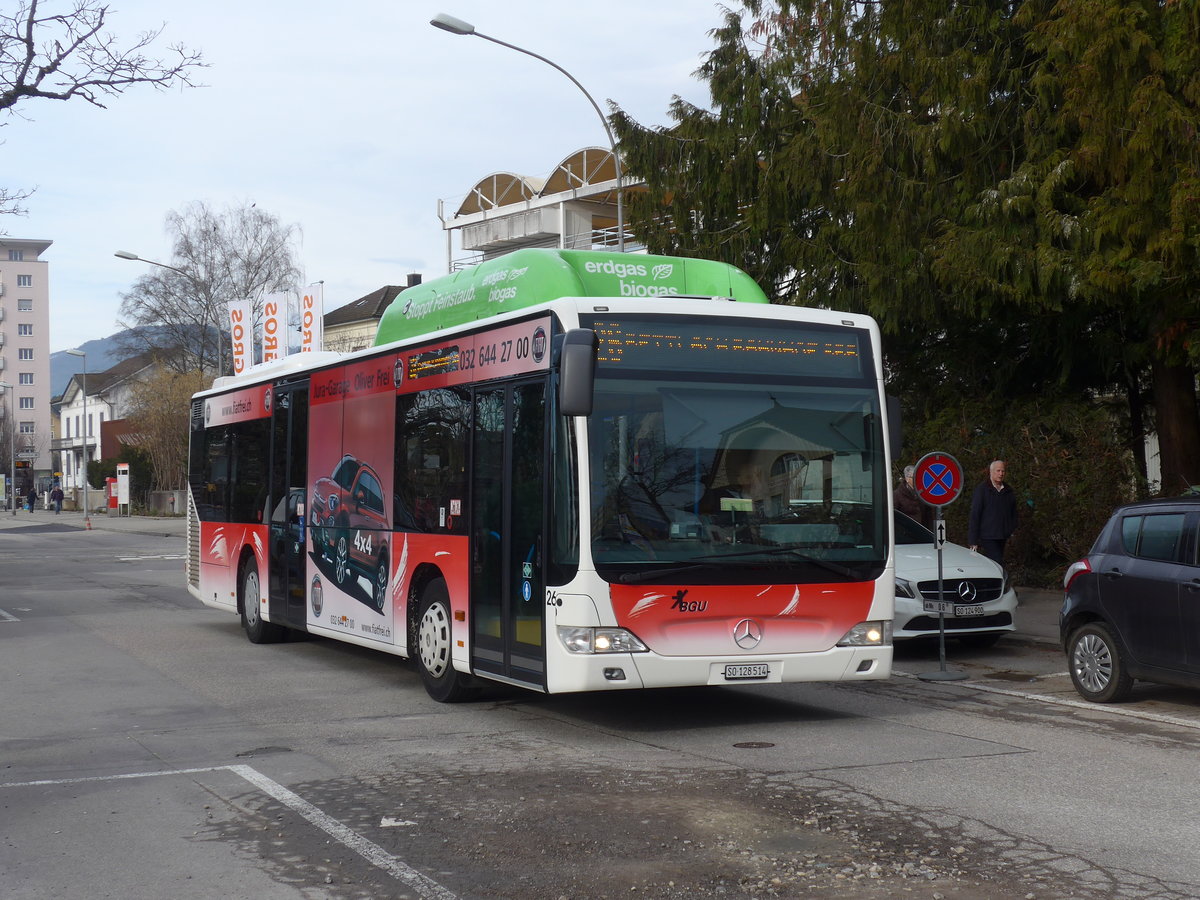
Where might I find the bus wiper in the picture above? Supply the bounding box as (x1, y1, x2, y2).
(617, 547, 858, 584)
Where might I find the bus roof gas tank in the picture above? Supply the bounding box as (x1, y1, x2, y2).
(373, 248, 769, 347)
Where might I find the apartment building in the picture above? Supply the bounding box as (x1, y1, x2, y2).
(0, 238, 52, 490)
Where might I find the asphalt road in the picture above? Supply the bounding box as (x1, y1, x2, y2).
(2, 514, 1199, 899)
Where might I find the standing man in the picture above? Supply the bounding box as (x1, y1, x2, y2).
(968, 460, 1018, 568)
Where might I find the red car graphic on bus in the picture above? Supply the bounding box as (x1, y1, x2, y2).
(310, 454, 390, 612)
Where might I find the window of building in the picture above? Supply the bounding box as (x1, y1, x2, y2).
(19, 421, 34, 434)
(17, 299, 32, 311)
(74, 415, 80, 436)
(18, 348, 33, 360)
(18, 397, 33, 409)
(17, 275, 31, 287)
(8, 250, 23, 261)
(19, 373, 33, 385)
(65, 419, 70, 438)
(17, 323, 32, 336)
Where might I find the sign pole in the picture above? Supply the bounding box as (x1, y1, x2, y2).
(911, 451, 968, 683)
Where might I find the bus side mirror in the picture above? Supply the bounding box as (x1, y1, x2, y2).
(558, 328, 597, 417)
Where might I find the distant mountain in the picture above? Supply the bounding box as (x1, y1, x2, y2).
(51, 328, 171, 397)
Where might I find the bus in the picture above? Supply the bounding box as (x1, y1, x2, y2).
(186, 248, 897, 701)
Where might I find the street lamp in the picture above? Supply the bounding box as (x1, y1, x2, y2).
(0, 380, 14, 516)
(430, 13, 626, 252)
(64, 350, 91, 529)
(114, 250, 225, 374)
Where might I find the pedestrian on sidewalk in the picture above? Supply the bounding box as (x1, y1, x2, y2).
(968, 459, 1018, 569)
(50, 485, 63, 514)
(26, 486, 37, 513)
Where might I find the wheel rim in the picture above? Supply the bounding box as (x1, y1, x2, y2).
(418, 600, 452, 679)
(374, 561, 388, 611)
(335, 535, 348, 584)
(1073, 632, 1113, 694)
(244, 568, 261, 626)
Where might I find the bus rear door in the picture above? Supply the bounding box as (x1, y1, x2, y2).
(268, 381, 310, 629)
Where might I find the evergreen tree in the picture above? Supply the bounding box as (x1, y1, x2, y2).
(613, 0, 1200, 491)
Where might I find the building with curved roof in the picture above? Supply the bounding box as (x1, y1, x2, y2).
(438, 146, 639, 270)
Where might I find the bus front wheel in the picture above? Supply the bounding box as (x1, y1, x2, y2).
(240, 557, 284, 644)
(416, 579, 477, 703)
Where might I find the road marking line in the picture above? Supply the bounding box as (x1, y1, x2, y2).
(0, 608, 19, 622)
(2, 764, 458, 900)
(893, 669, 1200, 731)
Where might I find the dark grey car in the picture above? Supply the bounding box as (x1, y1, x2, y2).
(1060, 498, 1200, 702)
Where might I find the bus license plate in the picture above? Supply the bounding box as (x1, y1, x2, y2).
(723, 663, 769, 680)
(954, 605, 985, 617)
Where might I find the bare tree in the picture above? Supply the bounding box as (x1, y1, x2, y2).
(0, 0, 204, 215)
(123, 367, 209, 491)
(118, 201, 303, 376)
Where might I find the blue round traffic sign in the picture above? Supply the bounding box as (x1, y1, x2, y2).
(912, 452, 964, 507)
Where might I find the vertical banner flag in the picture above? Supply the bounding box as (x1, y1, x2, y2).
(261, 292, 287, 363)
(300, 283, 324, 353)
(228, 298, 252, 375)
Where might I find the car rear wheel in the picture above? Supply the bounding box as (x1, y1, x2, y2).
(416, 578, 478, 702)
(373, 553, 389, 612)
(335, 531, 350, 585)
(1068, 622, 1133, 703)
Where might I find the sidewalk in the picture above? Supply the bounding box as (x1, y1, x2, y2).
(0, 506, 187, 538)
(1009, 586, 1061, 646)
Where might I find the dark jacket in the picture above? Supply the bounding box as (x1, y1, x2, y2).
(968, 481, 1018, 545)
(893, 481, 933, 529)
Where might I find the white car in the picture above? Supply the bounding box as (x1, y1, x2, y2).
(893, 511, 1018, 646)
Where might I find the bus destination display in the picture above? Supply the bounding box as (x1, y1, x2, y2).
(584, 317, 869, 379)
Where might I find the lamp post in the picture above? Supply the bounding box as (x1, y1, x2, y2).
(0, 380, 14, 516)
(114, 250, 225, 374)
(430, 13, 626, 252)
(64, 350, 91, 529)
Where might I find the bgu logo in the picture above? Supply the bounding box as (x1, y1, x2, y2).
(354, 531, 373, 556)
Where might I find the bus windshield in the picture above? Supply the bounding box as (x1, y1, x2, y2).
(584, 315, 887, 585)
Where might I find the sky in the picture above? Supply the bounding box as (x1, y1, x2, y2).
(1, 0, 729, 354)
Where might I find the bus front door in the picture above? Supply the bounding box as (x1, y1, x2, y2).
(471, 379, 547, 689)
(268, 382, 310, 630)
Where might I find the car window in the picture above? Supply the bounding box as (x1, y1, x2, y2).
(1120, 516, 1141, 555)
(358, 470, 385, 515)
(894, 511, 933, 545)
(1138, 513, 1186, 562)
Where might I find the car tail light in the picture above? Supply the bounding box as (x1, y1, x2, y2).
(1063, 559, 1091, 591)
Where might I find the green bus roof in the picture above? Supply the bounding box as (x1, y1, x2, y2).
(373, 248, 769, 346)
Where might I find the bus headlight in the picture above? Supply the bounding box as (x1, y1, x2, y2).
(837, 621, 892, 647)
(557, 626, 648, 654)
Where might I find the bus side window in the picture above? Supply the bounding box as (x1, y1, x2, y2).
(395, 388, 469, 534)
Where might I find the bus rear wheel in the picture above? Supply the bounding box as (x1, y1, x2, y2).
(416, 579, 477, 702)
(240, 557, 284, 644)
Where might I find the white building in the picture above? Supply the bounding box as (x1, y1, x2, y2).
(0, 238, 53, 492)
(57, 352, 157, 494)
